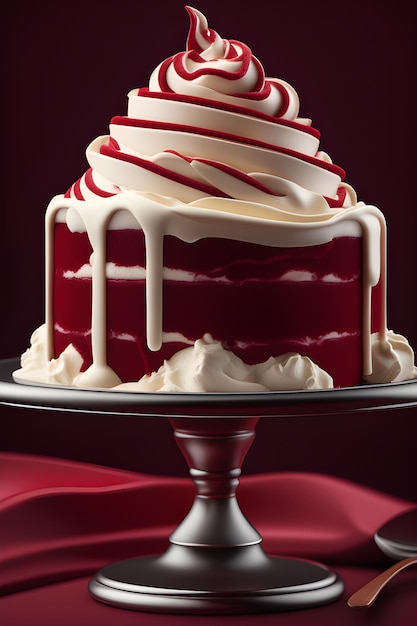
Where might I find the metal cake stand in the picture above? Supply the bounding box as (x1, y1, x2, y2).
(1, 357, 416, 614)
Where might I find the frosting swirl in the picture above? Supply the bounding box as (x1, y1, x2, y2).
(65, 6, 352, 213)
(150, 6, 300, 119)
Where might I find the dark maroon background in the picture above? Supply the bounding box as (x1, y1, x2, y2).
(1, 1, 416, 499)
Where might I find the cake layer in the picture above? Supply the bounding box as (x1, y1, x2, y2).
(52, 223, 379, 387)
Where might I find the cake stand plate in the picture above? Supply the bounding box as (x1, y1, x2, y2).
(1, 358, 416, 614)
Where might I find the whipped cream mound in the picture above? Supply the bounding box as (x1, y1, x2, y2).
(14, 326, 333, 391)
(14, 325, 84, 386)
(14, 326, 416, 391)
(115, 334, 333, 392)
(364, 330, 417, 384)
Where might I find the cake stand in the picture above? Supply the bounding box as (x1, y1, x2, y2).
(1, 357, 416, 615)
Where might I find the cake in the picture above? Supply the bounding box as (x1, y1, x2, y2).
(14, 6, 417, 392)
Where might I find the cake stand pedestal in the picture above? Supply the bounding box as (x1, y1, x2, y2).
(1, 358, 416, 614)
(91, 414, 343, 614)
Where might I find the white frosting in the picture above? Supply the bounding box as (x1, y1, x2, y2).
(66, 8, 348, 207)
(14, 325, 416, 391)
(364, 331, 417, 384)
(15, 327, 334, 391)
(15, 325, 83, 386)
(126, 91, 318, 154)
(149, 7, 300, 119)
(114, 334, 334, 392)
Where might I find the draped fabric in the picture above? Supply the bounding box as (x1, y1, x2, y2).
(1, 453, 416, 625)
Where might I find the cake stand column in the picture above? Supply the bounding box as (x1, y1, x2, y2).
(89, 415, 344, 614)
(168, 416, 262, 548)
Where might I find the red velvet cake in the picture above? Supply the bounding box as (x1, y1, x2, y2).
(14, 7, 416, 391)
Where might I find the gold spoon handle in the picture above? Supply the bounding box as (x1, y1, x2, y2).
(348, 556, 417, 609)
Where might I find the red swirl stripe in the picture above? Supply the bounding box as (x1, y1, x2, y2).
(135, 89, 320, 138)
(64, 168, 119, 200)
(110, 116, 345, 179)
(191, 157, 284, 196)
(156, 56, 175, 92)
(99, 141, 228, 197)
(190, 158, 347, 208)
(172, 40, 254, 83)
(185, 5, 216, 53)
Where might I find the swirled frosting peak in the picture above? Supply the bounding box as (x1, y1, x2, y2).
(65, 6, 351, 211)
(149, 6, 300, 120)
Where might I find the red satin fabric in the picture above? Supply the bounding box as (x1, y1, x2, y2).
(1, 453, 416, 625)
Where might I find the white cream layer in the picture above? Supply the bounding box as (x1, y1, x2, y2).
(14, 327, 334, 391)
(114, 334, 334, 392)
(62, 262, 358, 284)
(14, 326, 416, 390)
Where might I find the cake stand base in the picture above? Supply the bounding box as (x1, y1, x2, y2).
(88, 544, 343, 614)
(88, 415, 343, 614)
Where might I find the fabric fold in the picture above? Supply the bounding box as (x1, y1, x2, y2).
(1, 452, 415, 595)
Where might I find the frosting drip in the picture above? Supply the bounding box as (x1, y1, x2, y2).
(12, 191, 411, 390)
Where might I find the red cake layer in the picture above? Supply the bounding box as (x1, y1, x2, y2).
(52, 223, 382, 388)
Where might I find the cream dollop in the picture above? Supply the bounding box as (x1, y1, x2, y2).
(114, 334, 334, 392)
(364, 330, 417, 384)
(15, 324, 83, 386)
